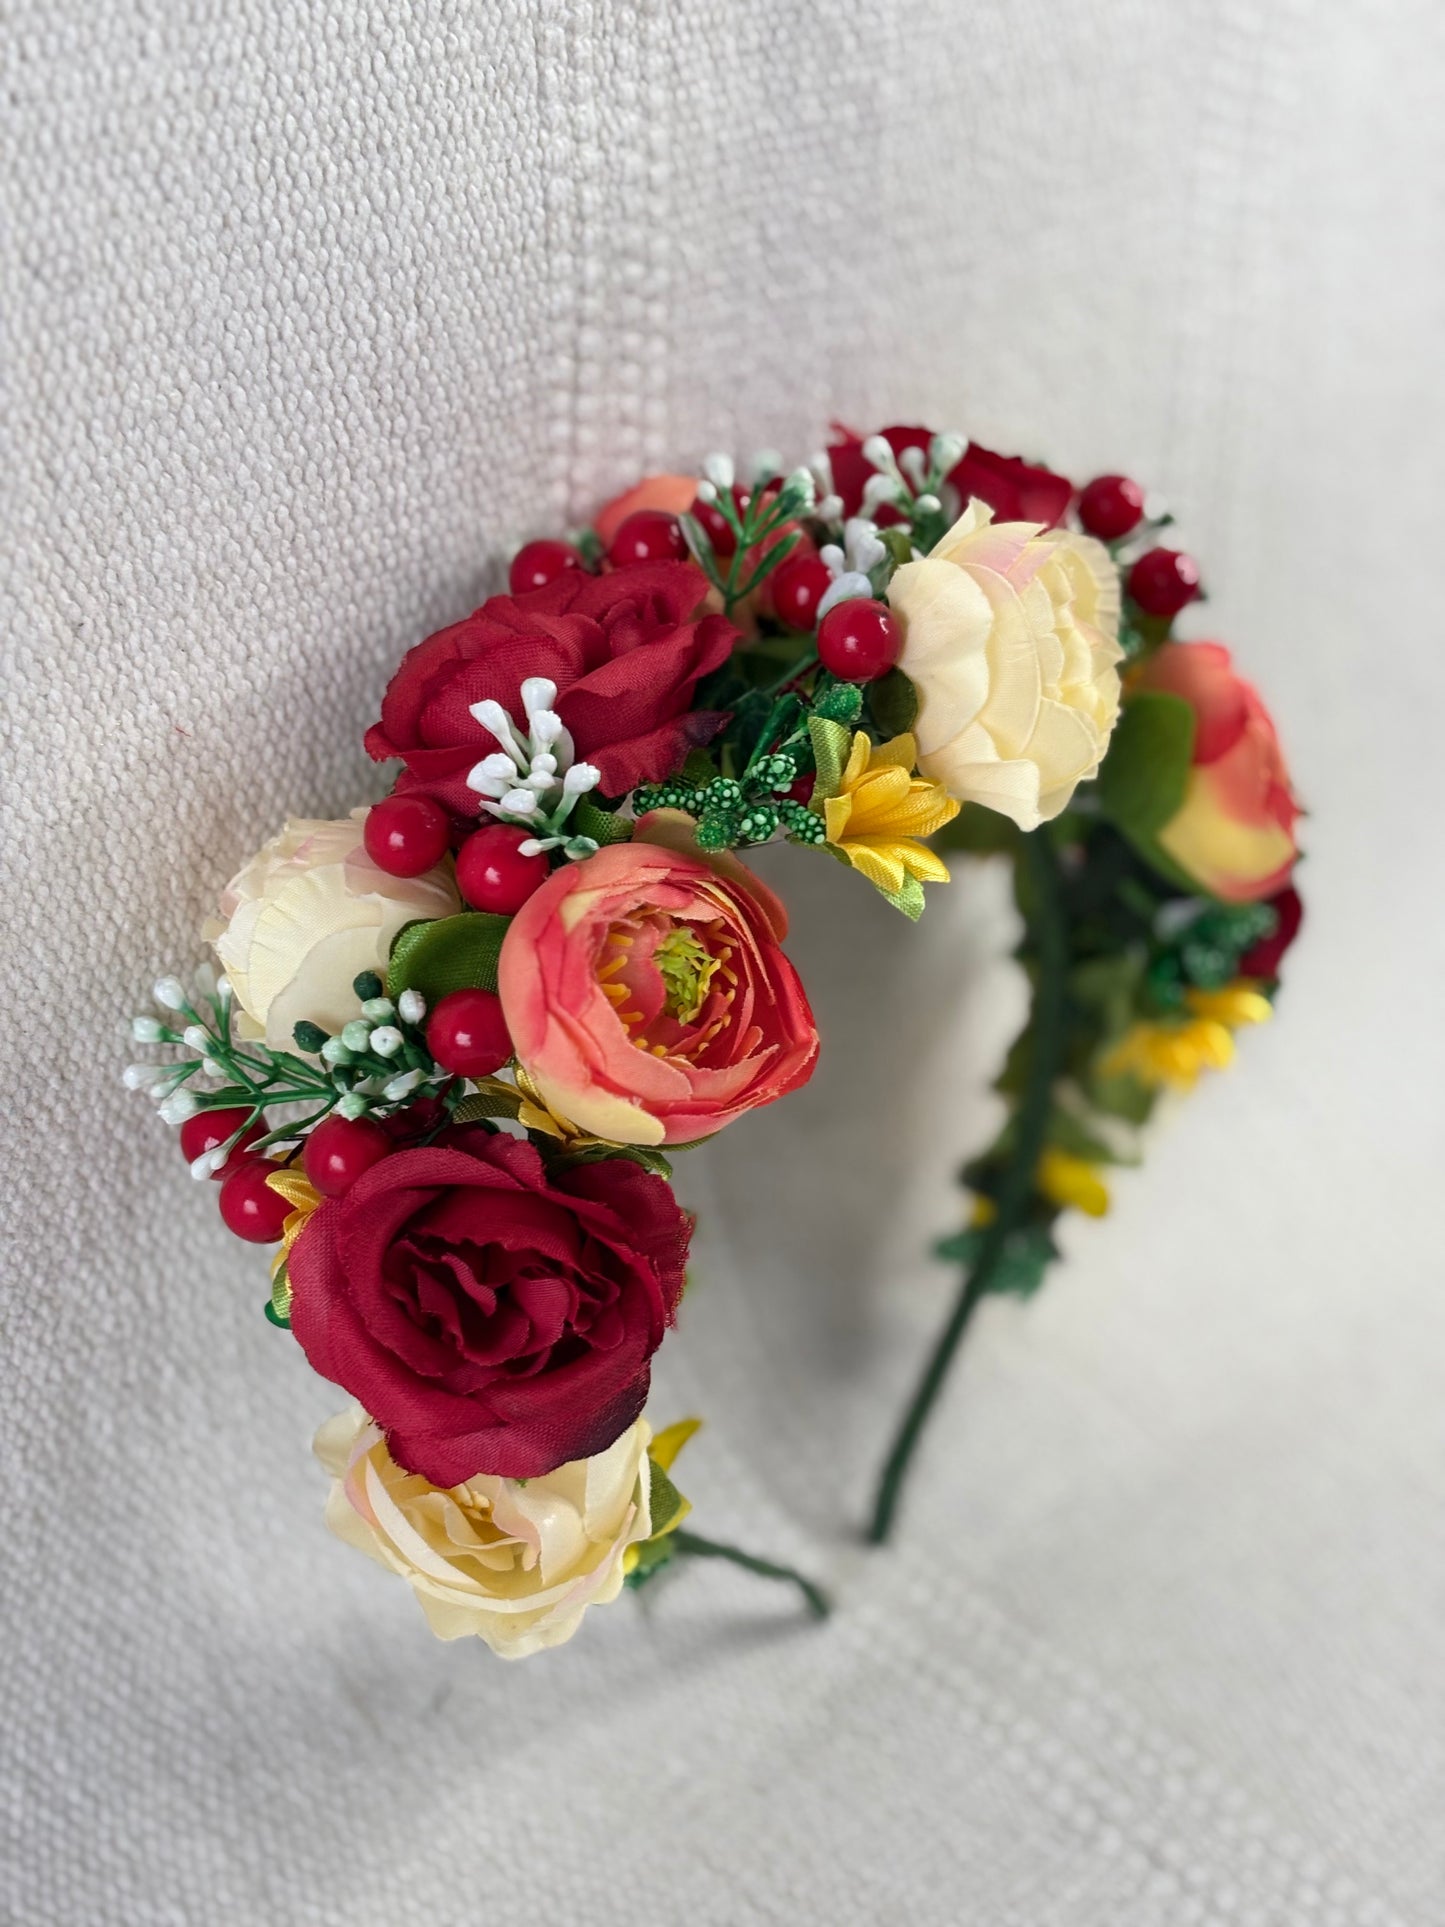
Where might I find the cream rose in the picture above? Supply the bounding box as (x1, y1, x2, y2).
(208, 811, 459, 1049)
(314, 1407, 653, 1658)
(886, 501, 1124, 829)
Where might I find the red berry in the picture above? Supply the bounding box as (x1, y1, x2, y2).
(690, 492, 738, 557)
(303, 1114, 392, 1197)
(455, 824, 550, 915)
(426, 988, 513, 1078)
(179, 1107, 263, 1177)
(1078, 474, 1145, 541)
(1128, 547, 1200, 618)
(770, 554, 833, 632)
(364, 794, 452, 878)
(509, 539, 583, 595)
(218, 1159, 292, 1243)
(816, 599, 902, 682)
(607, 510, 688, 568)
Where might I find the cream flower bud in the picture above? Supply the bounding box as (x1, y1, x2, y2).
(130, 1016, 165, 1043)
(397, 989, 426, 1026)
(153, 977, 188, 1011)
(887, 501, 1124, 830)
(158, 1089, 199, 1125)
(207, 813, 458, 1051)
(314, 1408, 654, 1658)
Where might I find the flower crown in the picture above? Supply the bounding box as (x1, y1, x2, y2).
(127, 424, 1303, 1658)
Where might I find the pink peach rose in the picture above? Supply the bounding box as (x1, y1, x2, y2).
(1134, 641, 1300, 902)
(497, 819, 819, 1146)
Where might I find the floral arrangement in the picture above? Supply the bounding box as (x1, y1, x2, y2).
(126, 424, 1302, 1656)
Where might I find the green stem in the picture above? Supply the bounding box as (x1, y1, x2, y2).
(670, 1528, 830, 1620)
(865, 830, 1070, 1545)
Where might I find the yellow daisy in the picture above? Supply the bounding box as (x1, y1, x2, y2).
(823, 732, 960, 895)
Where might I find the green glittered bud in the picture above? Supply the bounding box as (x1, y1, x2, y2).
(292, 1020, 329, 1055)
(352, 971, 384, 1002)
(695, 812, 738, 851)
(704, 776, 744, 809)
(812, 683, 864, 725)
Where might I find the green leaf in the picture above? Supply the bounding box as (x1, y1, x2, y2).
(936, 805, 1021, 857)
(1096, 691, 1195, 844)
(647, 1458, 687, 1538)
(934, 1221, 1057, 1298)
(386, 911, 512, 1002)
(1045, 1105, 1123, 1166)
(624, 1535, 678, 1588)
(867, 668, 918, 739)
(266, 1264, 292, 1328)
(451, 1088, 523, 1123)
(1087, 1071, 1158, 1125)
(877, 870, 926, 921)
(807, 715, 853, 807)
(571, 798, 633, 845)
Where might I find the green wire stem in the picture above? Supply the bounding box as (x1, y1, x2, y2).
(865, 830, 1070, 1545)
(670, 1529, 830, 1620)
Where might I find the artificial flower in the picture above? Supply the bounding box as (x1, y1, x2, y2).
(364, 565, 738, 822)
(1036, 1148, 1111, 1217)
(263, 1166, 322, 1281)
(315, 1405, 654, 1657)
(823, 732, 959, 895)
(1132, 642, 1300, 902)
(1101, 981, 1272, 1091)
(886, 501, 1123, 828)
(498, 819, 819, 1146)
(289, 1127, 690, 1484)
(1239, 884, 1304, 980)
(592, 473, 698, 547)
(827, 424, 1072, 527)
(208, 812, 459, 1050)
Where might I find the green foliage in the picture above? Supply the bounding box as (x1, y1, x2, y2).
(647, 1458, 688, 1538)
(624, 1535, 678, 1588)
(571, 798, 633, 846)
(266, 1265, 292, 1329)
(452, 1087, 523, 1123)
(1096, 691, 1194, 846)
(879, 872, 926, 921)
(867, 668, 919, 739)
(934, 1220, 1058, 1298)
(936, 805, 1021, 857)
(386, 912, 512, 1002)
(807, 715, 852, 805)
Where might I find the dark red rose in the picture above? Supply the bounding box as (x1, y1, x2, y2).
(1239, 885, 1304, 981)
(365, 564, 738, 818)
(827, 424, 1072, 528)
(289, 1128, 690, 1484)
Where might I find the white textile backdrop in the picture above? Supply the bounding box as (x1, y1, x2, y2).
(4, 2, 1443, 1921)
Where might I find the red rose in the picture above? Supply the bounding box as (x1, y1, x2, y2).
(827, 424, 1072, 528)
(1239, 885, 1304, 981)
(365, 564, 738, 817)
(289, 1128, 689, 1483)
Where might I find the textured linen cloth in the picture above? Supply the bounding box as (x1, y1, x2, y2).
(3, 2, 1443, 1921)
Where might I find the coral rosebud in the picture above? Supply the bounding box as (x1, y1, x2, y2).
(1133, 642, 1300, 903)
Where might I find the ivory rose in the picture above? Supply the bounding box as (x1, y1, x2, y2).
(886, 501, 1124, 829)
(315, 1405, 654, 1657)
(498, 819, 819, 1146)
(1132, 641, 1300, 902)
(208, 811, 459, 1049)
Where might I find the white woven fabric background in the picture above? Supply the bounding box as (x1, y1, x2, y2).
(4, 1, 1443, 1921)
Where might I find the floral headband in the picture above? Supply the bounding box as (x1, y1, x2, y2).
(126, 424, 1302, 1659)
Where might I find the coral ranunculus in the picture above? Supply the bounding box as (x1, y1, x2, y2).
(364, 565, 738, 820)
(498, 822, 819, 1147)
(289, 1129, 690, 1484)
(1133, 642, 1300, 903)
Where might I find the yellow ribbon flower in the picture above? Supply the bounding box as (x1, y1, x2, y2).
(1101, 980, 1273, 1091)
(970, 1148, 1111, 1224)
(263, 1166, 323, 1282)
(823, 732, 960, 896)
